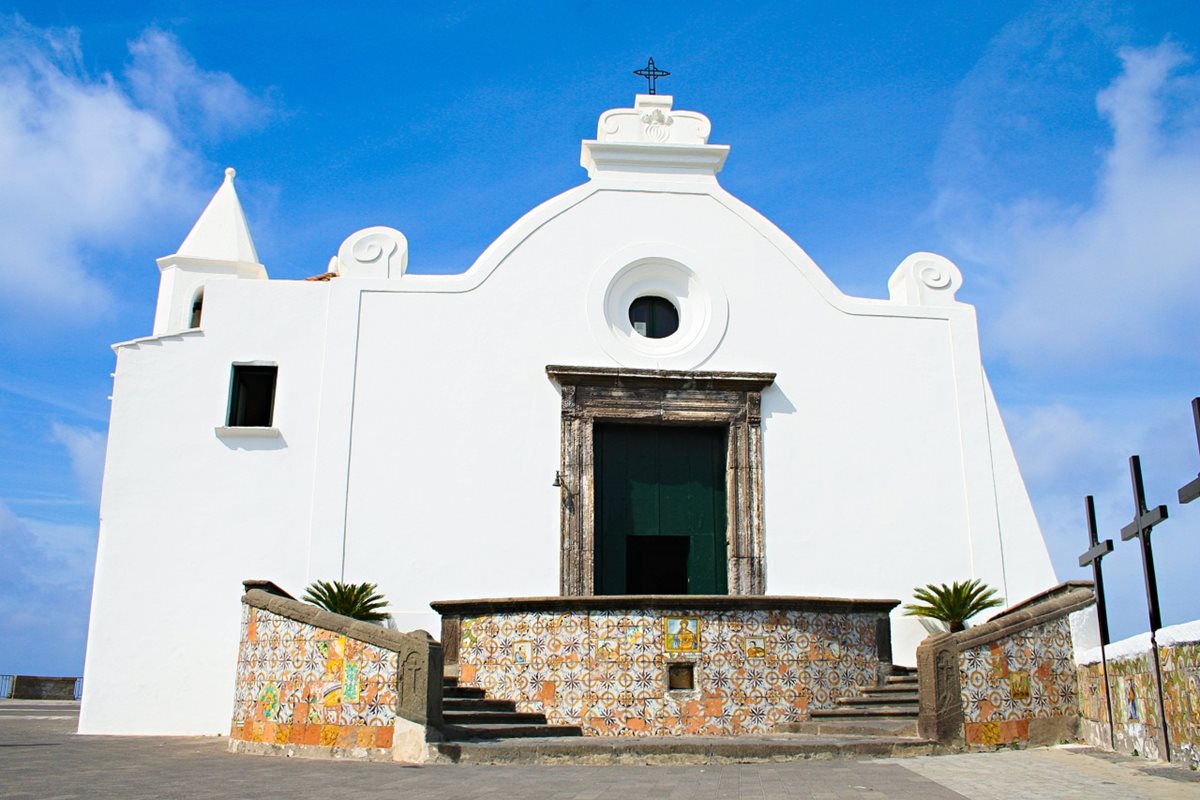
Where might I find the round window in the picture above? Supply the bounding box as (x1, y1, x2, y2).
(628, 296, 679, 338)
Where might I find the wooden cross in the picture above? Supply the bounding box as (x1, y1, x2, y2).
(1179, 397, 1200, 504)
(1078, 495, 1114, 645)
(1119, 455, 1169, 633)
(1078, 494, 1116, 749)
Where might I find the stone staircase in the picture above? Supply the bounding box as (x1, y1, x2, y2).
(438, 677, 583, 741)
(784, 666, 921, 737)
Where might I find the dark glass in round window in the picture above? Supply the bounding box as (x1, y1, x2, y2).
(628, 296, 679, 339)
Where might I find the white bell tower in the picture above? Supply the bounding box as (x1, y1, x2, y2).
(152, 167, 267, 335)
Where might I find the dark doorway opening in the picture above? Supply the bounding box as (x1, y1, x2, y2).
(626, 535, 690, 594)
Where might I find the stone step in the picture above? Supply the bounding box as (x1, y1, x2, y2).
(779, 718, 920, 738)
(439, 724, 585, 741)
(432, 734, 941, 764)
(886, 675, 919, 686)
(442, 710, 549, 726)
(863, 683, 922, 695)
(443, 685, 487, 700)
(837, 693, 918, 706)
(442, 697, 520, 713)
(810, 707, 918, 719)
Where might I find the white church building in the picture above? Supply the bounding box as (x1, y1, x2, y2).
(79, 93, 1057, 736)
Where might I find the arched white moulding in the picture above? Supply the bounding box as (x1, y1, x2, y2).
(587, 243, 729, 370)
(887, 252, 963, 306)
(336, 226, 409, 279)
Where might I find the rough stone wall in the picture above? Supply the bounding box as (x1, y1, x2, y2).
(1078, 640, 1200, 766)
(958, 614, 1078, 746)
(229, 605, 400, 755)
(456, 607, 885, 736)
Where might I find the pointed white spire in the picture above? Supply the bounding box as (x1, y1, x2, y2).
(176, 167, 260, 264)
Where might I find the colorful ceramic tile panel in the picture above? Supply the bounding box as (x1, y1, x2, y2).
(456, 607, 885, 737)
(1076, 641, 1200, 767)
(958, 615, 1077, 745)
(229, 605, 398, 751)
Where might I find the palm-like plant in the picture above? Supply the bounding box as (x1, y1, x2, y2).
(902, 579, 1003, 633)
(303, 580, 390, 622)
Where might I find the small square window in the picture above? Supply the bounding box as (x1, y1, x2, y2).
(227, 365, 277, 427)
(667, 663, 694, 691)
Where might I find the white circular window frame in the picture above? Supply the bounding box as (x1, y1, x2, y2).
(587, 243, 729, 370)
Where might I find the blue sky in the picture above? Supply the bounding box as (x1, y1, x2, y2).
(1, 2, 1198, 675)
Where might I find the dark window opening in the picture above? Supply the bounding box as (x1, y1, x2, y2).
(668, 663, 695, 691)
(626, 535, 690, 594)
(628, 296, 679, 338)
(189, 289, 204, 328)
(228, 365, 277, 427)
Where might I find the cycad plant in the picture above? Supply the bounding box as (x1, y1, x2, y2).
(303, 580, 390, 622)
(902, 579, 1003, 633)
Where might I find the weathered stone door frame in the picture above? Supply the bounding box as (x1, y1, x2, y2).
(547, 365, 775, 596)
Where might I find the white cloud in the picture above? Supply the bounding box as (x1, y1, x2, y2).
(0, 16, 271, 324)
(50, 421, 107, 505)
(934, 32, 1200, 370)
(125, 28, 270, 140)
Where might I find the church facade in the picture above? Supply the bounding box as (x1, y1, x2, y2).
(79, 94, 1057, 736)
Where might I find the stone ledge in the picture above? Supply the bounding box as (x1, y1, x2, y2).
(546, 365, 776, 391)
(242, 588, 434, 654)
(431, 595, 900, 616)
(432, 734, 950, 764)
(228, 738, 398, 763)
(954, 584, 1095, 651)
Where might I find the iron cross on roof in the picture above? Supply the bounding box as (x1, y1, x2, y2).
(634, 57, 670, 95)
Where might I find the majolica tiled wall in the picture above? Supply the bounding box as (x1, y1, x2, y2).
(1077, 640, 1200, 766)
(958, 615, 1078, 746)
(230, 605, 399, 753)
(455, 607, 885, 736)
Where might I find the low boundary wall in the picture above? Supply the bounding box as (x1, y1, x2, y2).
(228, 581, 442, 762)
(916, 582, 1095, 748)
(434, 594, 898, 737)
(1077, 622, 1200, 767)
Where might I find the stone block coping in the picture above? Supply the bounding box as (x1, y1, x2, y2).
(241, 584, 435, 653)
(952, 582, 1095, 652)
(430, 595, 900, 616)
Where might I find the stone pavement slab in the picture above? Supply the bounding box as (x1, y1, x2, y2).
(894, 746, 1200, 800)
(2, 701, 1196, 800)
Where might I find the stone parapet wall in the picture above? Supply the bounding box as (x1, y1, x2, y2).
(434, 595, 897, 737)
(1077, 623, 1200, 767)
(917, 582, 1094, 748)
(228, 585, 441, 762)
(957, 613, 1078, 745)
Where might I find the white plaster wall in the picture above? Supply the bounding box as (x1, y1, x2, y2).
(79, 281, 330, 735)
(83, 159, 1058, 733)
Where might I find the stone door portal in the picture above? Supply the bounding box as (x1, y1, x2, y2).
(548, 365, 775, 596)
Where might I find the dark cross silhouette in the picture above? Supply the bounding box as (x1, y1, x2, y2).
(1179, 397, 1200, 504)
(1120, 455, 1169, 633)
(634, 57, 670, 95)
(1119, 454, 1172, 760)
(1079, 496, 1114, 644)
(1078, 495, 1115, 748)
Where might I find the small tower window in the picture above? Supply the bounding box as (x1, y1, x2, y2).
(628, 296, 679, 338)
(227, 365, 277, 427)
(189, 289, 205, 328)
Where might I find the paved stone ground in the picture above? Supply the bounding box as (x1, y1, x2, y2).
(2, 701, 1196, 799)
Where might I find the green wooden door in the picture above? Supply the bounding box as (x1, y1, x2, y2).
(594, 424, 728, 595)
